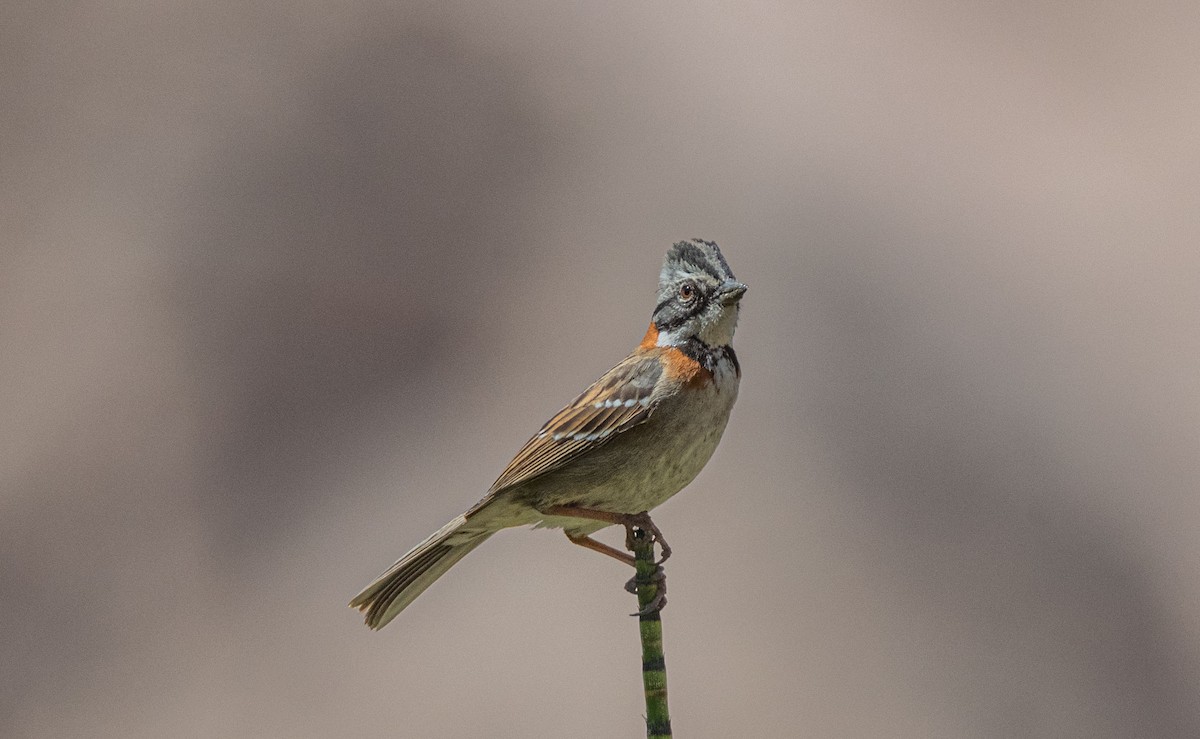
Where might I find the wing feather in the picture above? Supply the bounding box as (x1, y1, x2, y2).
(485, 353, 664, 494)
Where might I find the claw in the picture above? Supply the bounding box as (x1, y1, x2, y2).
(627, 565, 667, 616)
(631, 589, 667, 617)
(656, 543, 672, 565)
(624, 565, 665, 594)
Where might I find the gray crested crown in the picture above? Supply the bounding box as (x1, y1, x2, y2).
(659, 238, 736, 289)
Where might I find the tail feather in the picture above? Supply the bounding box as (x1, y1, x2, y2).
(350, 515, 491, 629)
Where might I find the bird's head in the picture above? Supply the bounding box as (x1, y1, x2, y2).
(651, 239, 746, 348)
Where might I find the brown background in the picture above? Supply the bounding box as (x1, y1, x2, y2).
(4, 3, 1198, 737)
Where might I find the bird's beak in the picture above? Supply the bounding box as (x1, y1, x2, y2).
(718, 281, 748, 305)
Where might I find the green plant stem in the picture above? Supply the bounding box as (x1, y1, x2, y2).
(631, 529, 671, 738)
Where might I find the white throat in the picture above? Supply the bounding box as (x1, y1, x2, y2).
(699, 306, 739, 346)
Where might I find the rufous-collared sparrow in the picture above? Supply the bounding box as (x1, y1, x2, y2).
(350, 239, 746, 628)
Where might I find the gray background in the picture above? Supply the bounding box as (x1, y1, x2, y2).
(4, 2, 1198, 737)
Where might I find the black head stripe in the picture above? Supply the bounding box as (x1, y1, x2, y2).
(653, 287, 710, 331)
(669, 242, 722, 280)
(690, 238, 734, 279)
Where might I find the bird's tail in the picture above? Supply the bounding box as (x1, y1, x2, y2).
(350, 514, 492, 629)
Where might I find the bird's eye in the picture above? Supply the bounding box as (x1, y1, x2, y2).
(678, 283, 695, 302)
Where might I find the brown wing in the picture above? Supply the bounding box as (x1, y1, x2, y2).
(484, 352, 664, 495)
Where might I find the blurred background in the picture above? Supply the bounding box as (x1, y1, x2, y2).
(3, 2, 1198, 737)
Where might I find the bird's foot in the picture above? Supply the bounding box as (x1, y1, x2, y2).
(621, 511, 672, 564)
(626, 564, 667, 616)
(624, 563, 672, 614)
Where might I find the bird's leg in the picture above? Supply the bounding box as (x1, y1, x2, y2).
(565, 531, 635, 566)
(543, 506, 670, 615)
(540, 506, 672, 564)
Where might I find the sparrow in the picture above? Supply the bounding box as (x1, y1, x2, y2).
(350, 239, 746, 629)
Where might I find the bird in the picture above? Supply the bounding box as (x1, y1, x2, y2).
(350, 238, 746, 629)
